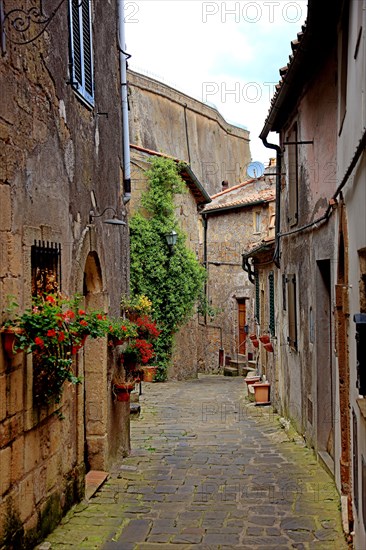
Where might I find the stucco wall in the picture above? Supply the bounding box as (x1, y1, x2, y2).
(276, 50, 339, 460)
(128, 70, 251, 196)
(0, 1, 129, 545)
(336, 1, 366, 545)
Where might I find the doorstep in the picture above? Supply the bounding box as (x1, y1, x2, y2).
(85, 470, 109, 500)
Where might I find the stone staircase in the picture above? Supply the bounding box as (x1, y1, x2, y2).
(224, 354, 256, 377)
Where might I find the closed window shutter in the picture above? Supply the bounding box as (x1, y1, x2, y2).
(287, 274, 297, 349)
(269, 271, 275, 336)
(255, 271, 260, 323)
(82, 0, 93, 97)
(68, 0, 94, 105)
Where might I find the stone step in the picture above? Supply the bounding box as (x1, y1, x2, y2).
(224, 366, 239, 377)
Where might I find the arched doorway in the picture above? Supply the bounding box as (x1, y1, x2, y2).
(83, 252, 109, 471)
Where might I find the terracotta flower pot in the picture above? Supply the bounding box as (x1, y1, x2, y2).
(142, 366, 157, 383)
(264, 342, 274, 353)
(252, 382, 271, 405)
(244, 376, 261, 386)
(252, 339, 259, 348)
(249, 334, 257, 341)
(259, 335, 270, 344)
(113, 382, 135, 402)
(0, 327, 23, 357)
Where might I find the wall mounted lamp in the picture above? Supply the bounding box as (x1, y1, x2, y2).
(89, 207, 126, 226)
(165, 230, 178, 254)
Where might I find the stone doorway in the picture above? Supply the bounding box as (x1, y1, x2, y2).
(316, 259, 335, 464)
(83, 252, 108, 471)
(237, 299, 247, 356)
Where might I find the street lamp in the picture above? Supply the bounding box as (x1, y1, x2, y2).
(165, 230, 178, 254)
(89, 207, 126, 226)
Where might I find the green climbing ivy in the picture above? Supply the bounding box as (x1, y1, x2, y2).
(129, 157, 206, 381)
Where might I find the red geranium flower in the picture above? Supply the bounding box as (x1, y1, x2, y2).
(78, 309, 86, 315)
(46, 296, 56, 304)
(58, 332, 65, 342)
(80, 320, 88, 327)
(47, 329, 56, 338)
(35, 337, 45, 348)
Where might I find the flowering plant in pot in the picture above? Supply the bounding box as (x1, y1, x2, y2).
(121, 294, 153, 321)
(1, 294, 109, 407)
(107, 318, 138, 346)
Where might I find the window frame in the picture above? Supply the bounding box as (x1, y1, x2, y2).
(68, 0, 95, 107)
(287, 274, 298, 350)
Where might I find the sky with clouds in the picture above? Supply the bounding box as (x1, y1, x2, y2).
(125, 0, 307, 170)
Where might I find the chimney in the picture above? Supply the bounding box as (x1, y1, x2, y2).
(221, 180, 229, 190)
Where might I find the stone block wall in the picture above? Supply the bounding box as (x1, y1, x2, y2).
(0, 1, 130, 546)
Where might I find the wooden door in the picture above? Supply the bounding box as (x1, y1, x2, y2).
(238, 300, 246, 355)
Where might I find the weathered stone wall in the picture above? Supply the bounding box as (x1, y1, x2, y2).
(201, 182, 275, 372)
(128, 70, 251, 196)
(0, 1, 129, 545)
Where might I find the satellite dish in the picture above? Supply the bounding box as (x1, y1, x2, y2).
(247, 161, 265, 179)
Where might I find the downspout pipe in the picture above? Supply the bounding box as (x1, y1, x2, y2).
(202, 214, 208, 325)
(118, 0, 131, 204)
(260, 134, 282, 267)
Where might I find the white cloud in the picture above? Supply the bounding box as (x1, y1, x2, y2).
(125, 0, 307, 167)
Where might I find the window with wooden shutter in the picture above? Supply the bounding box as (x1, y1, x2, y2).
(269, 271, 275, 336)
(69, 0, 94, 106)
(287, 274, 297, 350)
(287, 124, 298, 226)
(255, 270, 260, 323)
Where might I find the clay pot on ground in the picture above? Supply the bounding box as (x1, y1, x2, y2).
(244, 375, 261, 387)
(252, 382, 271, 405)
(142, 365, 157, 382)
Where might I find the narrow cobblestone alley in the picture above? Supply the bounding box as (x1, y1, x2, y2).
(43, 376, 349, 550)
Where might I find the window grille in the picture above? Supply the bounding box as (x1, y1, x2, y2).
(31, 241, 61, 297)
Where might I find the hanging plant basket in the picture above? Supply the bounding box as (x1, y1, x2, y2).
(264, 342, 274, 353)
(0, 327, 24, 357)
(112, 382, 135, 402)
(259, 335, 270, 344)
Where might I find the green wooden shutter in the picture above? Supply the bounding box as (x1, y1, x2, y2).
(287, 274, 297, 349)
(269, 271, 275, 336)
(255, 270, 260, 323)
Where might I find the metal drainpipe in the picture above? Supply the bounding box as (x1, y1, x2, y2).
(202, 214, 208, 324)
(260, 135, 282, 267)
(118, 0, 131, 204)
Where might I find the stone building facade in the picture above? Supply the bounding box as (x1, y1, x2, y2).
(0, 1, 130, 546)
(200, 166, 275, 372)
(127, 70, 251, 195)
(260, 0, 366, 545)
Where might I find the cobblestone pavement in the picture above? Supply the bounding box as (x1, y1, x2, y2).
(43, 375, 349, 549)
